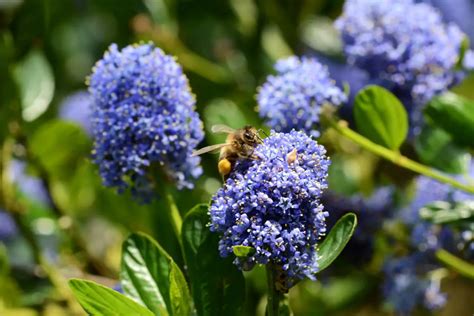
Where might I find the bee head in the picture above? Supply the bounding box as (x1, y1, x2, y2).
(242, 126, 262, 144)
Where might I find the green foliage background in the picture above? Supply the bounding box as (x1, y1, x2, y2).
(0, 0, 473, 315)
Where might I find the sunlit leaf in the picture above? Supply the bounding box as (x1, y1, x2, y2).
(13, 50, 54, 121)
(29, 120, 90, 179)
(419, 201, 474, 224)
(232, 245, 255, 257)
(69, 279, 154, 315)
(354, 85, 408, 150)
(121, 233, 191, 316)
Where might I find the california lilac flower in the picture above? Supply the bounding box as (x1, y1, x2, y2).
(335, 0, 466, 112)
(210, 130, 330, 286)
(88, 43, 204, 199)
(9, 159, 50, 206)
(424, 0, 474, 43)
(59, 91, 93, 136)
(310, 54, 371, 123)
(383, 254, 444, 314)
(257, 56, 347, 136)
(383, 165, 474, 313)
(322, 187, 394, 264)
(0, 211, 17, 241)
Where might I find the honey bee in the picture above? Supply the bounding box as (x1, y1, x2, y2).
(192, 124, 263, 179)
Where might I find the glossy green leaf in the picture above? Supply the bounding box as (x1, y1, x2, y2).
(354, 85, 408, 150)
(436, 249, 474, 279)
(415, 125, 470, 174)
(317, 213, 357, 272)
(68, 279, 154, 316)
(419, 201, 474, 224)
(13, 50, 54, 121)
(182, 204, 246, 316)
(232, 245, 255, 257)
(169, 262, 193, 316)
(425, 92, 474, 147)
(121, 233, 191, 316)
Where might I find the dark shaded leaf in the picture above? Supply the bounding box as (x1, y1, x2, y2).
(415, 125, 470, 174)
(181, 204, 246, 316)
(425, 92, 474, 147)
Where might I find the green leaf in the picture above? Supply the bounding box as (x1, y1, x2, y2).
(182, 204, 246, 316)
(456, 36, 470, 69)
(436, 249, 474, 279)
(29, 120, 91, 179)
(415, 125, 471, 174)
(419, 201, 474, 224)
(169, 262, 193, 316)
(13, 49, 54, 121)
(354, 85, 408, 150)
(68, 279, 154, 316)
(121, 233, 191, 316)
(232, 245, 255, 257)
(425, 92, 474, 147)
(317, 213, 357, 272)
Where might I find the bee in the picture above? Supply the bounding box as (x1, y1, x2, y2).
(192, 124, 263, 179)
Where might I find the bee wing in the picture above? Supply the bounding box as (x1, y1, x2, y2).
(192, 143, 230, 156)
(211, 124, 236, 134)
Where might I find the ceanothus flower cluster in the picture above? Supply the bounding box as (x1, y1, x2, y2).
(59, 91, 93, 136)
(257, 56, 347, 136)
(383, 254, 447, 314)
(0, 211, 17, 241)
(335, 0, 467, 109)
(383, 166, 474, 314)
(88, 43, 204, 200)
(209, 130, 330, 285)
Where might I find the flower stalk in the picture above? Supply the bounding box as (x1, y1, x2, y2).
(326, 118, 474, 194)
(266, 263, 282, 316)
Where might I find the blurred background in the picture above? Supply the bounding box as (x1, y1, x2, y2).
(0, 0, 473, 315)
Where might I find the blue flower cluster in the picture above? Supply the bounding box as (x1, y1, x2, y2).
(257, 56, 347, 136)
(9, 159, 50, 206)
(88, 43, 204, 199)
(383, 168, 474, 313)
(59, 91, 93, 136)
(335, 0, 467, 110)
(383, 254, 446, 314)
(209, 130, 330, 285)
(0, 211, 17, 241)
(426, 0, 474, 44)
